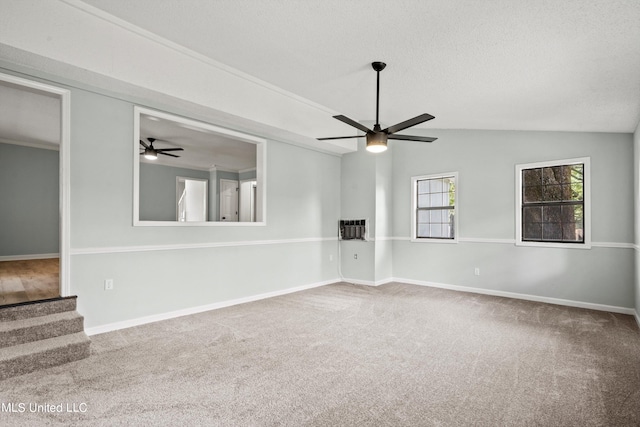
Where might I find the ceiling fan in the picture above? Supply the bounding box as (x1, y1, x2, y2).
(139, 137, 184, 160)
(317, 62, 437, 153)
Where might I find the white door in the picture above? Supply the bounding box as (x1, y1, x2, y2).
(220, 179, 239, 222)
(239, 180, 257, 222)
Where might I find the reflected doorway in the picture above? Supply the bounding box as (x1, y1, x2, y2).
(220, 179, 239, 222)
(239, 180, 257, 222)
(177, 177, 208, 222)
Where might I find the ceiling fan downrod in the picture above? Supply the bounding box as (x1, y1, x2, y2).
(316, 60, 436, 153)
(372, 61, 386, 129)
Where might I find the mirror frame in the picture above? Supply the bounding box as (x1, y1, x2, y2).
(133, 106, 267, 226)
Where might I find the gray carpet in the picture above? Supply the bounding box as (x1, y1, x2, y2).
(1, 282, 639, 426)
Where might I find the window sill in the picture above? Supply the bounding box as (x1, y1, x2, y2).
(411, 237, 458, 244)
(515, 240, 591, 249)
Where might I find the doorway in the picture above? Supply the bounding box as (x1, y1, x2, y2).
(177, 177, 208, 222)
(0, 72, 70, 305)
(219, 179, 239, 222)
(239, 179, 257, 222)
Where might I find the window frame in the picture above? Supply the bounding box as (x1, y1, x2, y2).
(515, 157, 591, 249)
(411, 172, 458, 243)
(133, 106, 267, 227)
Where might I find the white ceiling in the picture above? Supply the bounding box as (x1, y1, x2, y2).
(1, 0, 639, 158)
(78, 0, 640, 133)
(139, 112, 257, 171)
(0, 80, 61, 148)
(0, 79, 257, 171)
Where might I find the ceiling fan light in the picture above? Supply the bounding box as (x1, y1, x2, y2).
(366, 132, 388, 153)
(144, 148, 158, 160)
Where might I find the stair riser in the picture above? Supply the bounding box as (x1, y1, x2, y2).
(0, 341, 90, 381)
(0, 297, 90, 381)
(0, 316, 85, 348)
(0, 297, 77, 321)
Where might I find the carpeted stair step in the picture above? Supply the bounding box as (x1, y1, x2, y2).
(0, 332, 90, 381)
(0, 311, 86, 348)
(0, 296, 77, 321)
(0, 296, 90, 381)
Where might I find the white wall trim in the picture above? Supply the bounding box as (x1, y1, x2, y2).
(635, 310, 640, 330)
(84, 276, 639, 336)
(590, 241, 636, 249)
(71, 237, 337, 255)
(393, 277, 636, 315)
(0, 253, 60, 262)
(457, 237, 516, 244)
(339, 277, 395, 287)
(85, 278, 338, 336)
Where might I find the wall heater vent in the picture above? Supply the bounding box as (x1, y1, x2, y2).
(339, 219, 367, 241)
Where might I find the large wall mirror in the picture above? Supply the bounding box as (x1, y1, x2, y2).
(133, 106, 266, 226)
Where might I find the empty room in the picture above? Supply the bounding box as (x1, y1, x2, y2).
(1, 1, 639, 426)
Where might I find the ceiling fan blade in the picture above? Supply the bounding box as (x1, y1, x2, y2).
(159, 152, 180, 158)
(139, 139, 150, 149)
(333, 115, 372, 134)
(156, 148, 184, 152)
(383, 113, 435, 135)
(388, 134, 437, 143)
(317, 135, 362, 141)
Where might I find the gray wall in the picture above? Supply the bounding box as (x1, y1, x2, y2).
(139, 163, 210, 221)
(0, 142, 59, 257)
(3, 63, 637, 328)
(239, 169, 257, 181)
(5, 77, 339, 329)
(340, 129, 635, 309)
(390, 129, 634, 308)
(339, 139, 394, 284)
(66, 87, 341, 328)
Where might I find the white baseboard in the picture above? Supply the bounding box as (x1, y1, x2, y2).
(84, 276, 640, 336)
(85, 278, 338, 336)
(393, 277, 636, 316)
(0, 253, 59, 262)
(339, 277, 394, 287)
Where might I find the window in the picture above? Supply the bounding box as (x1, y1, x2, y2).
(411, 173, 457, 242)
(516, 158, 590, 248)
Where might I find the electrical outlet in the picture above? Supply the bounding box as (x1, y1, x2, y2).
(104, 279, 114, 290)
(474, 268, 480, 276)
(329, 254, 333, 261)
(354, 253, 358, 260)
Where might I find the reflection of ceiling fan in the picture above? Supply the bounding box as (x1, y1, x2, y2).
(317, 62, 437, 153)
(139, 137, 184, 160)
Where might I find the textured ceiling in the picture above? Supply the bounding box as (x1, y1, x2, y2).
(79, 0, 640, 133)
(139, 113, 256, 172)
(0, 80, 61, 148)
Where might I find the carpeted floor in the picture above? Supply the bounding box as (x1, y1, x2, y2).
(1, 282, 639, 426)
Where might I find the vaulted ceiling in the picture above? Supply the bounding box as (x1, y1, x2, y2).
(79, 0, 640, 133)
(1, 0, 640, 155)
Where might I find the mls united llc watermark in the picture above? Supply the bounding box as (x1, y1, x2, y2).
(2, 402, 88, 414)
